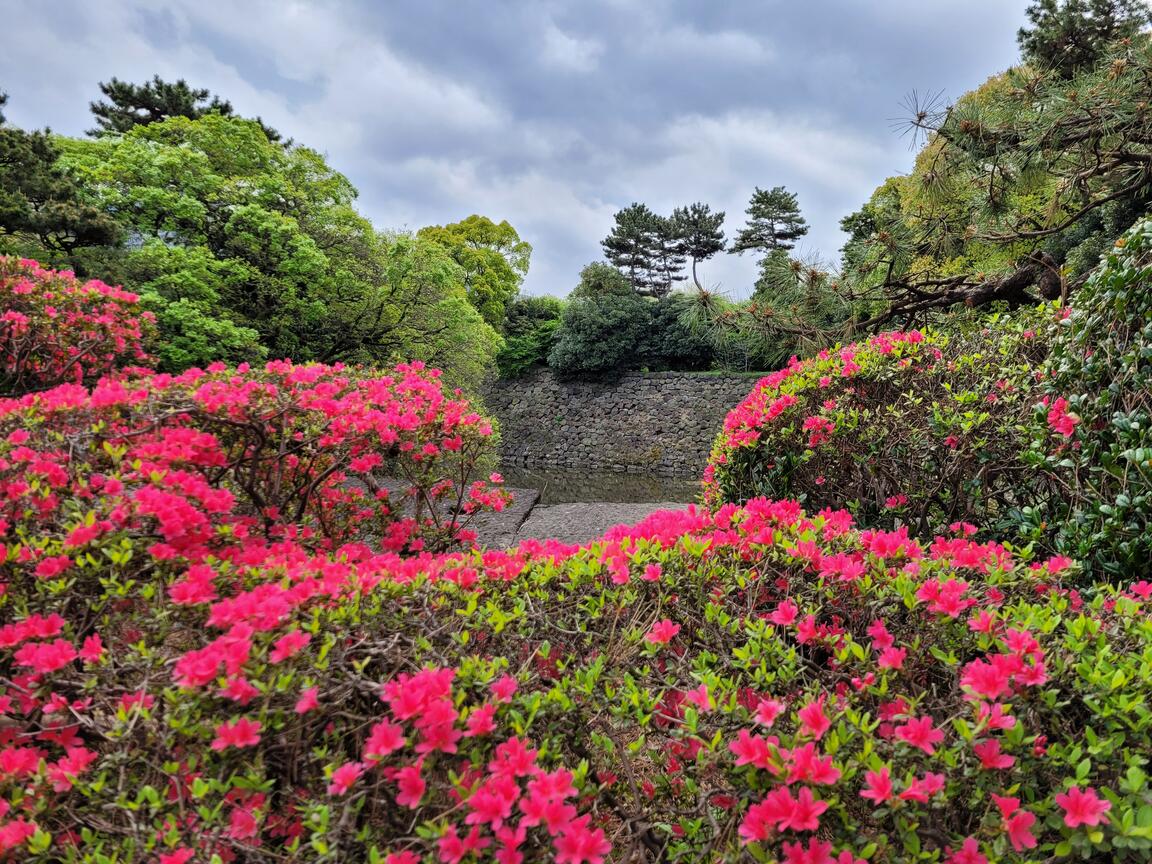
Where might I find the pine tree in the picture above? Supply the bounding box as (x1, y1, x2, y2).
(671, 202, 725, 288)
(0, 123, 122, 258)
(730, 186, 809, 256)
(650, 215, 686, 298)
(88, 75, 281, 141)
(601, 203, 661, 294)
(0, 91, 7, 126)
(1018, 0, 1151, 78)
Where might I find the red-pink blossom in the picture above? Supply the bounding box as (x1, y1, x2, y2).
(327, 761, 364, 795)
(645, 619, 681, 645)
(1055, 786, 1111, 828)
(210, 717, 262, 751)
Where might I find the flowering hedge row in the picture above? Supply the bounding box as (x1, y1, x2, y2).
(0, 257, 153, 395)
(3, 427, 1151, 864)
(0, 361, 513, 861)
(704, 216, 1152, 583)
(703, 311, 1070, 545)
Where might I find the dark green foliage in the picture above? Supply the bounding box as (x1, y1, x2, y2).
(0, 90, 6, 125)
(729, 186, 809, 256)
(636, 294, 715, 371)
(548, 291, 651, 376)
(1018, 0, 1151, 78)
(570, 261, 635, 299)
(495, 321, 560, 378)
(601, 205, 695, 298)
(0, 122, 121, 263)
(497, 295, 564, 377)
(1034, 217, 1152, 578)
(550, 263, 650, 375)
(549, 264, 716, 376)
(671, 202, 725, 289)
(503, 295, 565, 338)
(649, 215, 686, 296)
(1041, 195, 1148, 280)
(88, 75, 281, 141)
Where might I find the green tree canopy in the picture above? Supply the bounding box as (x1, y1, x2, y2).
(729, 186, 809, 256)
(548, 262, 649, 374)
(671, 202, 725, 288)
(52, 114, 498, 388)
(496, 295, 565, 378)
(1018, 0, 1151, 78)
(548, 291, 651, 376)
(650, 214, 686, 296)
(569, 261, 635, 299)
(373, 234, 502, 392)
(836, 36, 1152, 331)
(88, 75, 282, 141)
(502, 295, 564, 338)
(417, 215, 531, 328)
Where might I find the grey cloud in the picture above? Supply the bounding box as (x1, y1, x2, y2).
(0, 0, 1029, 296)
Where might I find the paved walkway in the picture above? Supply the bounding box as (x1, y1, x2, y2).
(512, 502, 685, 546)
(469, 494, 688, 548)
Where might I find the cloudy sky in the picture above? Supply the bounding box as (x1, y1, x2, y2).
(1, 0, 1027, 297)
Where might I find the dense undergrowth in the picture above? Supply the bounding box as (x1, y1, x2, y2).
(0, 247, 1151, 864)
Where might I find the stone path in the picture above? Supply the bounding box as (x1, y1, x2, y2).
(512, 501, 685, 546)
(468, 488, 689, 549)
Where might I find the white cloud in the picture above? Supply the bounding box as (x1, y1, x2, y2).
(644, 26, 772, 65)
(540, 24, 604, 73)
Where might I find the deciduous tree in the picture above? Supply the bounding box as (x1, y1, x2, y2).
(55, 114, 498, 387)
(417, 215, 531, 328)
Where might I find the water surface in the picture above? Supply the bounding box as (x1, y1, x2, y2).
(498, 465, 701, 505)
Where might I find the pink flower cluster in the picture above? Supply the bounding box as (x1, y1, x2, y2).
(0, 257, 153, 393)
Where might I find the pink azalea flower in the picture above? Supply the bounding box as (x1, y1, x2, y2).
(1055, 786, 1111, 828)
(327, 761, 364, 795)
(859, 766, 894, 804)
(895, 715, 944, 754)
(946, 837, 988, 864)
(645, 619, 681, 645)
(294, 686, 319, 714)
(210, 717, 262, 751)
(490, 674, 519, 702)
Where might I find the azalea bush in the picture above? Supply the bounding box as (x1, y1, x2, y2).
(1029, 216, 1152, 579)
(3, 460, 1152, 863)
(0, 257, 153, 395)
(703, 311, 1067, 543)
(0, 359, 506, 561)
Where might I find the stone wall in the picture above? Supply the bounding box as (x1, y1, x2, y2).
(483, 368, 759, 477)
